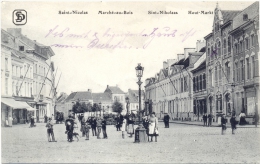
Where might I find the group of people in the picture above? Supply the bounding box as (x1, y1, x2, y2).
(142, 112, 159, 142)
(202, 113, 213, 127)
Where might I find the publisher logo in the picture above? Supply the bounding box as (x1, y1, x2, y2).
(13, 10, 27, 25)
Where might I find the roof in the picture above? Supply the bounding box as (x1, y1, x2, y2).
(65, 92, 77, 101)
(161, 69, 168, 77)
(127, 89, 145, 103)
(232, 2, 259, 29)
(190, 53, 206, 72)
(222, 10, 241, 24)
(92, 93, 111, 102)
(104, 86, 125, 94)
(73, 91, 92, 100)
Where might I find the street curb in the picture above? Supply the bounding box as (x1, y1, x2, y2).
(158, 120, 259, 128)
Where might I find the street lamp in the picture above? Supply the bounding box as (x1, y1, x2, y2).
(125, 97, 130, 114)
(136, 63, 144, 124)
(99, 102, 102, 117)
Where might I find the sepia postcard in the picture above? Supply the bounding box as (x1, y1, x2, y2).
(1, 1, 260, 163)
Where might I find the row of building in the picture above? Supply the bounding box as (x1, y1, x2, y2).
(144, 2, 259, 122)
(1, 28, 56, 126)
(55, 85, 145, 118)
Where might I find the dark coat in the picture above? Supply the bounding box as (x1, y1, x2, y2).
(164, 115, 170, 122)
(90, 119, 97, 128)
(203, 115, 207, 121)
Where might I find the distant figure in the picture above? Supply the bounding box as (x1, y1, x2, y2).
(148, 112, 159, 142)
(253, 112, 259, 127)
(101, 118, 108, 139)
(8, 115, 13, 127)
(127, 112, 135, 138)
(96, 117, 102, 139)
(163, 113, 170, 128)
(230, 115, 237, 134)
(115, 115, 121, 131)
(221, 114, 227, 135)
(90, 117, 97, 136)
(44, 114, 48, 123)
(84, 122, 91, 140)
(203, 114, 207, 126)
(208, 113, 212, 127)
(239, 111, 247, 125)
(46, 117, 57, 142)
(121, 116, 127, 139)
(29, 116, 35, 128)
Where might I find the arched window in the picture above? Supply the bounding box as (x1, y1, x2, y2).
(218, 41, 221, 56)
(223, 39, 226, 54)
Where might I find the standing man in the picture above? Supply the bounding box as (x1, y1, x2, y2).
(221, 114, 227, 135)
(230, 115, 237, 134)
(44, 114, 48, 123)
(90, 116, 97, 136)
(163, 113, 170, 128)
(46, 117, 57, 142)
(203, 113, 207, 127)
(127, 112, 135, 138)
(208, 113, 212, 127)
(101, 117, 108, 139)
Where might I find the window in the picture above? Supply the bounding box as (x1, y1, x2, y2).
(228, 37, 231, 53)
(203, 74, 206, 89)
(200, 75, 202, 90)
(209, 69, 212, 87)
(181, 78, 183, 92)
(245, 38, 249, 50)
(223, 39, 226, 54)
(19, 46, 24, 51)
(243, 14, 248, 21)
(251, 35, 255, 47)
(225, 62, 230, 82)
(5, 78, 8, 95)
(196, 76, 199, 91)
(193, 77, 195, 91)
(219, 65, 222, 81)
(252, 56, 255, 77)
(215, 66, 218, 83)
(218, 41, 221, 56)
(12, 65, 14, 75)
(235, 44, 238, 54)
(246, 58, 250, 79)
(5, 58, 8, 70)
(235, 62, 238, 81)
(240, 41, 243, 52)
(35, 64, 37, 73)
(241, 60, 244, 80)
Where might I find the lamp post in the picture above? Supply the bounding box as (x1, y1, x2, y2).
(136, 63, 144, 124)
(231, 82, 236, 116)
(125, 97, 130, 114)
(102, 106, 104, 117)
(99, 102, 102, 117)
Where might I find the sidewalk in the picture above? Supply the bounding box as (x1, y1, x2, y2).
(158, 120, 259, 128)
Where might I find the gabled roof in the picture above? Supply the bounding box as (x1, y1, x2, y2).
(127, 89, 145, 103)
(92, 93, 111, 102)
(73, 91, 92, 100)
(161, 69, 168, 77)
(104, 86, 125, 94)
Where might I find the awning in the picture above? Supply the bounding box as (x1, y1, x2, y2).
(1, 98, 37, 111)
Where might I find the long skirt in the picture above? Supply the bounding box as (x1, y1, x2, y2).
(127, 123, 134, 134)
(148, 122, 155, 136)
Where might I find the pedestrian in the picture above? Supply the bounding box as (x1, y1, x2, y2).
(208, 113, 212, 127)
(148, 112, 159, 142)
(96, 117, 102, 139)
(90, 116, 97, 136)
(115, 115, 121, 131)
(44, 114, 48, 123)
(253, 112, 259, 127)
(51, 114, 54, 122)
(84, 122, 91, 140)
(230, 115, 237, 134)
(101, 117, 108, 139)
(121, 116, 127, 139)
(65, 115, 75, 142)
(239, 110, 247, 125)
(203, 113, 207, 126)
(221, 114, 227, 135)
(163, 113, 170, 128)
(46, 117, 57, 142)
(8, 115, 13, 127)
(127, 112, 135, 138)
(29, 116, 35, 128)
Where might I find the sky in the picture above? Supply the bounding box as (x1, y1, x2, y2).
(1, 1, 255, 95)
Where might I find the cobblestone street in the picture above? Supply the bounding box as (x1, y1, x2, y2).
(2, 122, 260, 163)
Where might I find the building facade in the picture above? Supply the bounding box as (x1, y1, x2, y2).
(1, 28, 56, 125)
(204, 2, 259, 122)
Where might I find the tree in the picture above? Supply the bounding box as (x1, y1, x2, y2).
(92, 103, 99, 116)
(112, 100, 123, 114)
(82, 102, 88, 112)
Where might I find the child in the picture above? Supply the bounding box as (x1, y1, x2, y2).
(84, 123, 91, 140)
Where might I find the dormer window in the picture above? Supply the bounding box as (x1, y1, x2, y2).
(243, 14, 248, 21)
(19, 46, 24, 51)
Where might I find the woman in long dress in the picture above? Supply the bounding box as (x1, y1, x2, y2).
(148, 112, 158, 142)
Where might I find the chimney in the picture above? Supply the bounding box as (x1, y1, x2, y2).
(88, 89, 92, 92)
(163, 61, 168, 69)
(184, 48, 196, 59)
(196, 40, 206, 52)
(7, 28, 22, 37)
(107, 85, 109, 88)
